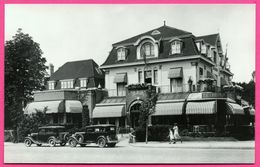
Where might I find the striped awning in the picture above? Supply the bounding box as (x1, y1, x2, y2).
(65, 100, 82, 113)
(186, 101, 216, 115)
(93, 105, 125, 118)
(153, 102, 184, 116)
(168, 68, 183, 79)
(24, 100, 64, 114)
(114, 73, 127, 83)
(226, 102, 244, 115)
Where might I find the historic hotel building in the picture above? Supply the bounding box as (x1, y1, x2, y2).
(94, 24, 246, 132)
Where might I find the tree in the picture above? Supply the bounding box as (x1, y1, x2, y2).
(235, 81, 255, 108)
(5, 29, 48, 139)
(138, 85, 158, 144)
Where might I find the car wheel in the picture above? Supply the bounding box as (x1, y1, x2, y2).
(24, 139, 32, 147)
(69, 139, 77, 147)
(97, 138, 106, 148)
(107, 143, 116, 147)
(48, 138, 56, 147)
(60, 142, 66, 146)
(36, 144, 42, 147)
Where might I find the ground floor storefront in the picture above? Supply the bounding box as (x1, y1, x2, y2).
(92, 94, 253, 136)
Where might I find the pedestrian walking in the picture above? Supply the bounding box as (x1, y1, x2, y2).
(168, 128, 174, 144)
(172, 123, 182, 144)
(129, 128, 136, 143)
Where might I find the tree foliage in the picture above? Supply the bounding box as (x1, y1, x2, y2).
(5, 29, 48, 129)
(18, 108, 49, 142)
(235, 81, 255, 108)
(138, 86, 158, 143)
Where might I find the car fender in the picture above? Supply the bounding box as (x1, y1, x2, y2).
(24, 136, 41, 145)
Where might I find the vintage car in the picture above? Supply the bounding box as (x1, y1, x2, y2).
(24, 126, 70, 147)
(68, 124, 118, 148)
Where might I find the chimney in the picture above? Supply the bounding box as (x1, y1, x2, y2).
(49, 63, 54, 76)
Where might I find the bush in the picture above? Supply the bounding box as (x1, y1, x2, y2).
(135, 125, 172, 142)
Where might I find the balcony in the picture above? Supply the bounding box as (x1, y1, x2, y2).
(157, 84, 221, 94)
(106, 84, 222, 97)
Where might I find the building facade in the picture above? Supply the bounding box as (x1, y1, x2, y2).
(25, 59, 106, 128)
(93, 24, 247, 133)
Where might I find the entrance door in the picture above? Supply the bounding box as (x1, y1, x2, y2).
(130, 111, 140, 128)
(129, 103, 141, 128)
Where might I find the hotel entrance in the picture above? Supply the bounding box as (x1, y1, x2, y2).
(129, 102, 142, 128)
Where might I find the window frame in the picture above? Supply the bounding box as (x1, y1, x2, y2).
(141, 42, 155, 58)
(117, 47, 127, 61)
(171, 40, 182, 54)
(48, 81, 55, 90)
(61, 79, 74, 89)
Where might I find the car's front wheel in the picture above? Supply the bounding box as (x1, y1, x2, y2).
(97, 138, 106, 148)
(69, 139, 77, 147)
(24, 139, 32, 147)
(48, 138, 56, 147)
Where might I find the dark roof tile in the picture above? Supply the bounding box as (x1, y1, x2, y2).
(196, 34, 219, 46)
(50, 59, 104, 81)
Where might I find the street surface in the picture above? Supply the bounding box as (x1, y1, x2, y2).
(4, 139, 254, 164)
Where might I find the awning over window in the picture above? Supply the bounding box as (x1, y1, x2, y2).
(186, 101, 216, 115)
(24, 100, 64, 114)
(93, 105, 125, 118)
(65, 100, 82, 113)
(226, 102, 244, 115)
(168, 68, 183, 79)
(152, 102, 184, 116)
(114, 73, 127, 83)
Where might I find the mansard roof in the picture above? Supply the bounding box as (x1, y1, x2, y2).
(196, 33, 219, 46)
(102, 25, 220, 67)
(113, 25, 192, 46)
(50, 59, 104, 81)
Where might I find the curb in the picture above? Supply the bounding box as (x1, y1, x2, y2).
(128, 143, 255, 150)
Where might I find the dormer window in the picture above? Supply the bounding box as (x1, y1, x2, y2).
(117, 48, 127, 61)
(61, 79, 74, 89)
(201, 44, 207, 54)
(141, 42, 154, 58)
(48, 81, 55, 90)
(80, 78, 88, 88)
(171, 40, 182, 54)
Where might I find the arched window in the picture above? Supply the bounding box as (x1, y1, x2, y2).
(171, 40, 182, 54)
(117, 48, 127, 61)
(141, 42, 154, 58)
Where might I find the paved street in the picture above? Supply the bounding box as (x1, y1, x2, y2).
(4, 138, 254, 164)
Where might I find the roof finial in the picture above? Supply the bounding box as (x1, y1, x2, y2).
(164, 20, 166, 26)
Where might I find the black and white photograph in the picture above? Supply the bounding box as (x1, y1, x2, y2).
(4, 4, 255, 164)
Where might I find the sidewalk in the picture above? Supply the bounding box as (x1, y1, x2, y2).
(117, 135, 255, 149)
(129, 141, 255, 149)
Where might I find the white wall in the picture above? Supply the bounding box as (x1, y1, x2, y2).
(104, 60, 198, 96)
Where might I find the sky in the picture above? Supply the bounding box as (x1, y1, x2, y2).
(5, 4, 255, 83)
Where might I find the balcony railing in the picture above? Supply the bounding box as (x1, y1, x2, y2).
(106, 84, 222, 97)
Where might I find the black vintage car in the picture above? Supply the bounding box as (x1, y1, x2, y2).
(68, 124, 118, 148)
(24, 126, 70, 147)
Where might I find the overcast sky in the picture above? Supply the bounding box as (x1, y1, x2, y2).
(5, 4, 255, 82)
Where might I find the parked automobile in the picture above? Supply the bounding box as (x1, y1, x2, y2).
(68, 124, 118, 148)
(24, 126, 70, 147)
